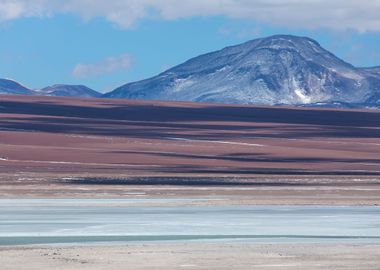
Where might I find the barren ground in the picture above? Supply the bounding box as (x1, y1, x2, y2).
(1, 243, 380, 270)
(0, 95, 380, 203)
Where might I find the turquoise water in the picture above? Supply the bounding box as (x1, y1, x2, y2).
(0, 199, 379, 245)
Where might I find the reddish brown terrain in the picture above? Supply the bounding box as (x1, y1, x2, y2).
(1, 94, 379, 203)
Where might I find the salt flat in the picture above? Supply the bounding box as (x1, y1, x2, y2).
(1, 199, 379, 246)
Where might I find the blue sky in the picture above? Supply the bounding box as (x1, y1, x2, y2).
(0, 1, 379, 93)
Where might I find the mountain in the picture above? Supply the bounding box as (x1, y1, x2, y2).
(0, 78, 34, 95)
(36, 84, 101, 98)
(104, 35, 380, 108)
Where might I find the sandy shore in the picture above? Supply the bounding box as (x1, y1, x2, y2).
(1, 242, 379, 270)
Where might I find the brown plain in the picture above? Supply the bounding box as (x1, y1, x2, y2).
(0, 94, 379, 205)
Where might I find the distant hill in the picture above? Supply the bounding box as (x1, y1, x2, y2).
(0, 78, 34, 95)
(36, 84, 101, 98)
(104, 35, 380, 108)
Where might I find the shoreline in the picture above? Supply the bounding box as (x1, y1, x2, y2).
(2, 235, 380, 247)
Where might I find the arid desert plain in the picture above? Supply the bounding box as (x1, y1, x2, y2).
(1, 95, 380, 269)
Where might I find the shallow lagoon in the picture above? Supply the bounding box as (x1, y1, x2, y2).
(1, 199, 379, 245)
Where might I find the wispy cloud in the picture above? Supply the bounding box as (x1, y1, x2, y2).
(72, 54, 133, 79)
(0, 0, 380, 32)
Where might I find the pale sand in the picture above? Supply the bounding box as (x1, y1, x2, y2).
(1, 243, 380, 270)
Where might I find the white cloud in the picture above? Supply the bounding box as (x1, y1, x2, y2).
(0, 0, 380, 32)
(72, 54, 133, 78)
(0, 1, 23, 20)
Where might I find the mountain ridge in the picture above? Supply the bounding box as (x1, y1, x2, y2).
(0, 79, 100, 98)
